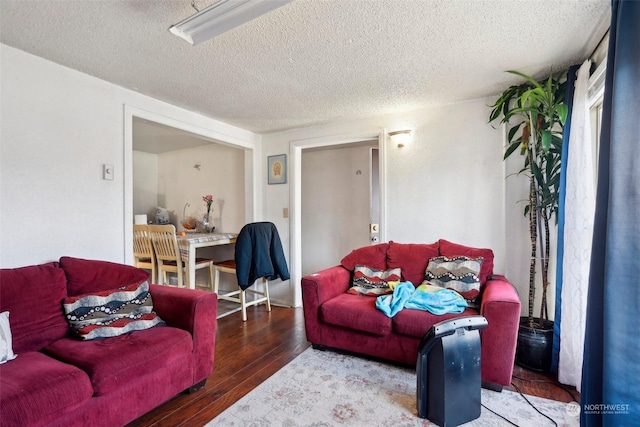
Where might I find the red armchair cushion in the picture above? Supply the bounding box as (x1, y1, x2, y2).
(340, 243, 388, 271)
(60, 256, 150, 296)
(0, 263, 70, 353)
(386, 241, 439, 285)
(43, 325, 193, 395)
(438, 239, 494, 285)
(0, 351, 93, 427)
(321, 293, 392, 336)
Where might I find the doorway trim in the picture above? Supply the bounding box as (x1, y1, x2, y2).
(123, 105, 260, 262)
(289, 130, 387, 307)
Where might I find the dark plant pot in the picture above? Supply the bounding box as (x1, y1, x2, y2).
(515, 317, 554, 373)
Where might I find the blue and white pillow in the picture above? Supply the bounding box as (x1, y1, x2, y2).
(63, 280, 165, 340)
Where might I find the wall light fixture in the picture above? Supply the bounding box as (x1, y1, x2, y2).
(170, 0, 294, 45)
(388, 130, 413, 148)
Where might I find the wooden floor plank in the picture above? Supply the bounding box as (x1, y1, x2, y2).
(127, 305, 579, 426)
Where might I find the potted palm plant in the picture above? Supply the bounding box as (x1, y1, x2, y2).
(489, 70, 568, 372)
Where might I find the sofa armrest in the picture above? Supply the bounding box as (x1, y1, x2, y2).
(302, 266, 351, 303)
(150, 285, 218, 384)
(480, 275, 521, 309)
(479, 275, 521, 386)
(301, 266, 351, 344)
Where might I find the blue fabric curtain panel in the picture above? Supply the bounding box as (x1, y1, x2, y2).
(581, 1, 640, 426)
(552, 65, 579, 374)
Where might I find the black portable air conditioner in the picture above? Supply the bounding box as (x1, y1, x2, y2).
(416, 316, 488, 426)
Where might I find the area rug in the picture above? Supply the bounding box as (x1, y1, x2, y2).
(208, 348, 579, 426)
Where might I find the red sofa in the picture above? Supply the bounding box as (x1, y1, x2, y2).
(0, 257, 217, 427)
(301, 240, 521, 389)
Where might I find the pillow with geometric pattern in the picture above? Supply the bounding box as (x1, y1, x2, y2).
(422, 256, 483, 302)
(63, 280, 164, 340)
(438, 239, 494, 285)
(348, 264, 402, 296)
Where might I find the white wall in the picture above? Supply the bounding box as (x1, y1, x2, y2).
(157, 143, 245, 234)
(133, 150, 159, 220)
(0, 44, 259, 268)
(261, 98, 529, 308)
(301, 145, 374, 275)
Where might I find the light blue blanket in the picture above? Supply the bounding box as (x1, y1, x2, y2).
(375, 281, 468, 317)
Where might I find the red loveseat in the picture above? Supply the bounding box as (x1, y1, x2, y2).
(301, 240, 521, 390)
(0, 257, 217, 427)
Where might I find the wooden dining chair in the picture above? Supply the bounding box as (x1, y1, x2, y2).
(133, 224, 156, 283)
(213, 261, 270, 322)
(212, 222, 289, 322)
(148, 224, 215, 289)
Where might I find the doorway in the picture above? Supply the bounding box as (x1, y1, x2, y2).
(132, 117, 246, 234)
(123, 105, 260, 263)
(301, 142, 378, 275)
(290, 131, 386, 307)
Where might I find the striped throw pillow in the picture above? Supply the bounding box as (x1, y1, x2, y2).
(348, 265, 401, 296)
(422, 256, 483, 301)
(63, 280, 164, 340)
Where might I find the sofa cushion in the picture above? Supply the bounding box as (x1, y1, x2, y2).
(438, 239, 494, 285)
(63, 280, 165, 340)
(321, 293, 392, 336)
(348, 265, 401, 296)
(386, 241, 440, 285)
(0, 263, 70, 353)
(0, 351, 93, 427)
(423, 256, 483, 301)
(340, 243, 388, 271)
(60, 256, 150, 296)
(43, 325, 193, 395)
(392, 307, 480, 338)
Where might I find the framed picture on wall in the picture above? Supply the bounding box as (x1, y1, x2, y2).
(268, 154, 287, 185)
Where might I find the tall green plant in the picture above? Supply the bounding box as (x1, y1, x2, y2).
(489, 70, 567, 327)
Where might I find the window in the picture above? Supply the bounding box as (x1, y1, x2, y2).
(588, 59, 607, 186)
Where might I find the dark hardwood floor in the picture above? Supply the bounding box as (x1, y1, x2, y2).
(128, 305, 579, 426)
(508, 363, 580, 404)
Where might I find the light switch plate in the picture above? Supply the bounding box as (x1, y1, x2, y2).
(103, 164, 114, 181)
(283, 207, 289, 218)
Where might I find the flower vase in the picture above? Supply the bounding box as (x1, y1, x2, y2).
(202, 212, 213, 233)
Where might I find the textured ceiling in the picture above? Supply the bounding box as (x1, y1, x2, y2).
(1, 0, 610, 135)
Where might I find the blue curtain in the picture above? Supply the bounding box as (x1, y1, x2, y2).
(581, 0, 640, 425)
(552, 65, 579, 374)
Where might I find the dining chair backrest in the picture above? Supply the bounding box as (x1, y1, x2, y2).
(148, 224, 182, 266)
(148, 224, 215, 289)
(133, 224, 154, 259)
(133, 224, 157, 283)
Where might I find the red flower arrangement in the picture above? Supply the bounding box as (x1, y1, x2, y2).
(202, 195, 214, 215)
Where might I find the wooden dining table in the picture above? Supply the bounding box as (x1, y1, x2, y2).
(177, 232, 237, 289)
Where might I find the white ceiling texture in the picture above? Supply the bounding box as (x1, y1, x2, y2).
(1, 0, 610, 149)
